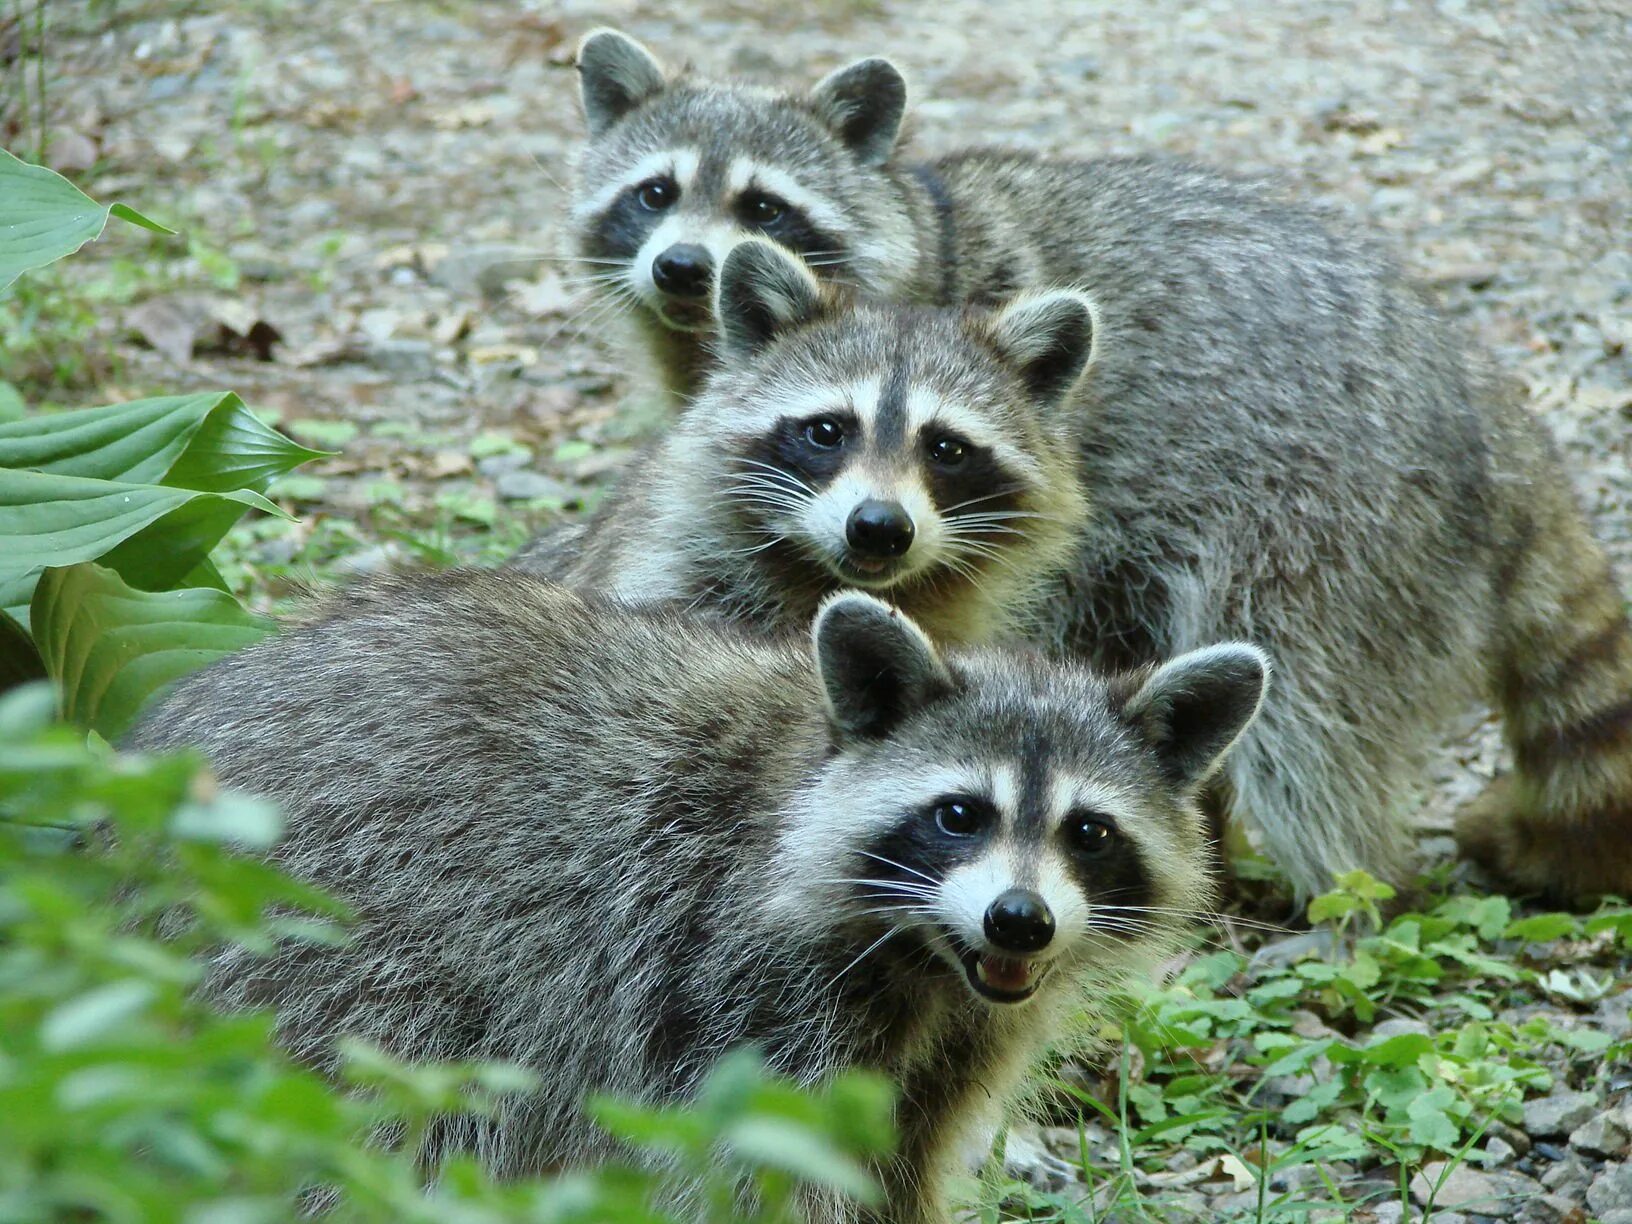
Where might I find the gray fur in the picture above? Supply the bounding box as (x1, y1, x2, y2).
(128, 571, 1260, 1220)
(524, 228, 1630, 900)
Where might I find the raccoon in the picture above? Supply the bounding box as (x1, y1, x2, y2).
(126, 571, 1268, 1222)
(531, 239, 1632, 905)
(566, 29, 1429, 411)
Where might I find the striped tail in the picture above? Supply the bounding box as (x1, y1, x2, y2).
(1457, 470, 1632, 902)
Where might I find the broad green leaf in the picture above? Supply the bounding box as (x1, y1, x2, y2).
(0, 392, 325, 493)
(0, 148, 172, 290)
(0, 381, 24, 424)
(0, 468, 282, 609)
(30, 562, 272, 738)
(1502, 913, 1575, 943)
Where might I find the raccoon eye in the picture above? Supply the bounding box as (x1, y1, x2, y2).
(803, 417, 845, 449)
(932, 799, 989, 837)
(927, 436, 967, 467)
(637, 178, 677, 211)
(1071, 815, 1116, 856)
(741, 191, 787, 225)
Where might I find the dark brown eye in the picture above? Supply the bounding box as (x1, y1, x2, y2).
(933, 799, 987, 837)
(928, 436, 967, 467)
(804, 417, 844, 448)
(637, 179, 677, 211)
(742, 192, 787, 225)
(1072, 815, 1115, 856)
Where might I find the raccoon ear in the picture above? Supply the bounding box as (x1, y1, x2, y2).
(809, 58, 908, 165)
(577, 29, 667, 137)
(813, 594, 954, 742)
(1121, 643, 1270, 791)
(715, 239, 825, 362)
(985, 291, 1098, 406)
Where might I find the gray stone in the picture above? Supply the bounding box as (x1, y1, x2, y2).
(367, 338, 436, 378)
(1541, 1154, 1593, 1197)
(1410, 1161, 1541, 1217)
(476, 453, 530, 478)
(1517, 1194, 1585, 1224)
(1477, 1135, 1518, 1167)
(1600, 1211, 1632, 1224)
(495, 471, 575, 503)
(1590, 1163, 1632, 1214)
(1524, 1090, 1600, 1137)
(1570, 1107, 1632, 1158)
(1370, 1203, 1406, 1224)
(1372, 1017, 1434, 1040)
(427, 244, 537, 298)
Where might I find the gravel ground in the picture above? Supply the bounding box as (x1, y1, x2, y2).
(8, 0, 1631, 1217)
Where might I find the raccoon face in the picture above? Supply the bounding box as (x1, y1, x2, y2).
(571, 30, 913, 333)
(784, 595, 1270, 1007)
(701, 240, 1093, 603)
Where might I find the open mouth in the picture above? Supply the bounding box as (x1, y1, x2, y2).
(952, 940, 1049, 1005)
(654, 301, 713, 333)
(831, 555, 907, 587)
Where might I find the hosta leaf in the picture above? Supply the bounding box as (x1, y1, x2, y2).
(0, 392, 325, 494)
(0, 148, 172, 290)
(30, 562, 272, 738)
(0, 468, 282, 611)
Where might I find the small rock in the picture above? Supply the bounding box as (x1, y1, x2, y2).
(1477, 1136, 1518, 1168)
(1372, 1017, 1434, 1040)
(1541, 1154, 1593, 1197)
(495, 471, 574, 503)
(367, 338, 436, 378)
(426, 244, 538, 297)
(477, 453, 530, 478)
(1600, 1211, 1632, 1224)
(1518, 1194, 1587, 1224)
(1524, 1090, 1600, 1137)
(1410, 1162, 1541, 1217)
(1370, 1202, 1406, 1224)
(1570, 1107, 1632, 1158)
(1590, 1163, 1632, 1214)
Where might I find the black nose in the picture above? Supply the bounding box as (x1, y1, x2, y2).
(983, 889, 1055, 954)
(845, 500, 915, 559)
(651, 243, 712, 298)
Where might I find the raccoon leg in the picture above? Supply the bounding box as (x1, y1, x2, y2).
(1466, 433, 1632, 902)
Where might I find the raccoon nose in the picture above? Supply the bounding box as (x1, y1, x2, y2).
(651, 244, 712, 298)
(984, 889, 1056, 954)
(846, 500, 915, 559)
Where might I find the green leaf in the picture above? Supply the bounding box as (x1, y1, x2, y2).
(1502, 913, 1576, 943)
(0, 149, 173, 290)
(722, 1117, 880, 1203)
(30, 562, 272, 738)
(0, 392, 326, 493)
(0, 468, 282, 609)
(39, 979, 159, 1050)
(0, 380, 25, 424)
(1406, 1086, 1461, 1150)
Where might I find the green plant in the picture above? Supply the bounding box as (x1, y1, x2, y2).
(0, 149, 323, 737)
(0, 683, 897, 1220)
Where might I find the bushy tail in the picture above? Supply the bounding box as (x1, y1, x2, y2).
(1460, 425, 1632, 902)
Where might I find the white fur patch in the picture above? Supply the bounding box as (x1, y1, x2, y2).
(573, 148, 700, 222)
(632, 215, 743, 305)
(939, 852, 1023, 948)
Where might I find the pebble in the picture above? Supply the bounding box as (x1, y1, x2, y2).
(1372, 1017, 1434, 1039)
(1541, 1154, 1593, 1198)
(1524, 1090, 1600, 1137)
(1590, 1163, 1632, 1215)
(495, 471, 575, 503)
(1519, 1195, 1588, 1224)
(1410, 1162, 1541, 1217)
(1477, 1136, 1518, 1168)
(1571, 1106, 1632, 1158)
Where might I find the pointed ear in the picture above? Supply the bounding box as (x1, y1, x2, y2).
(809, 57, 908, 165)
(813, 594, 954, 742)
(1122, 644, 1270, 790)
(984, 291, 1098, 406)
(577, 29, 666, 137)
(714, 239, 825, 363)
